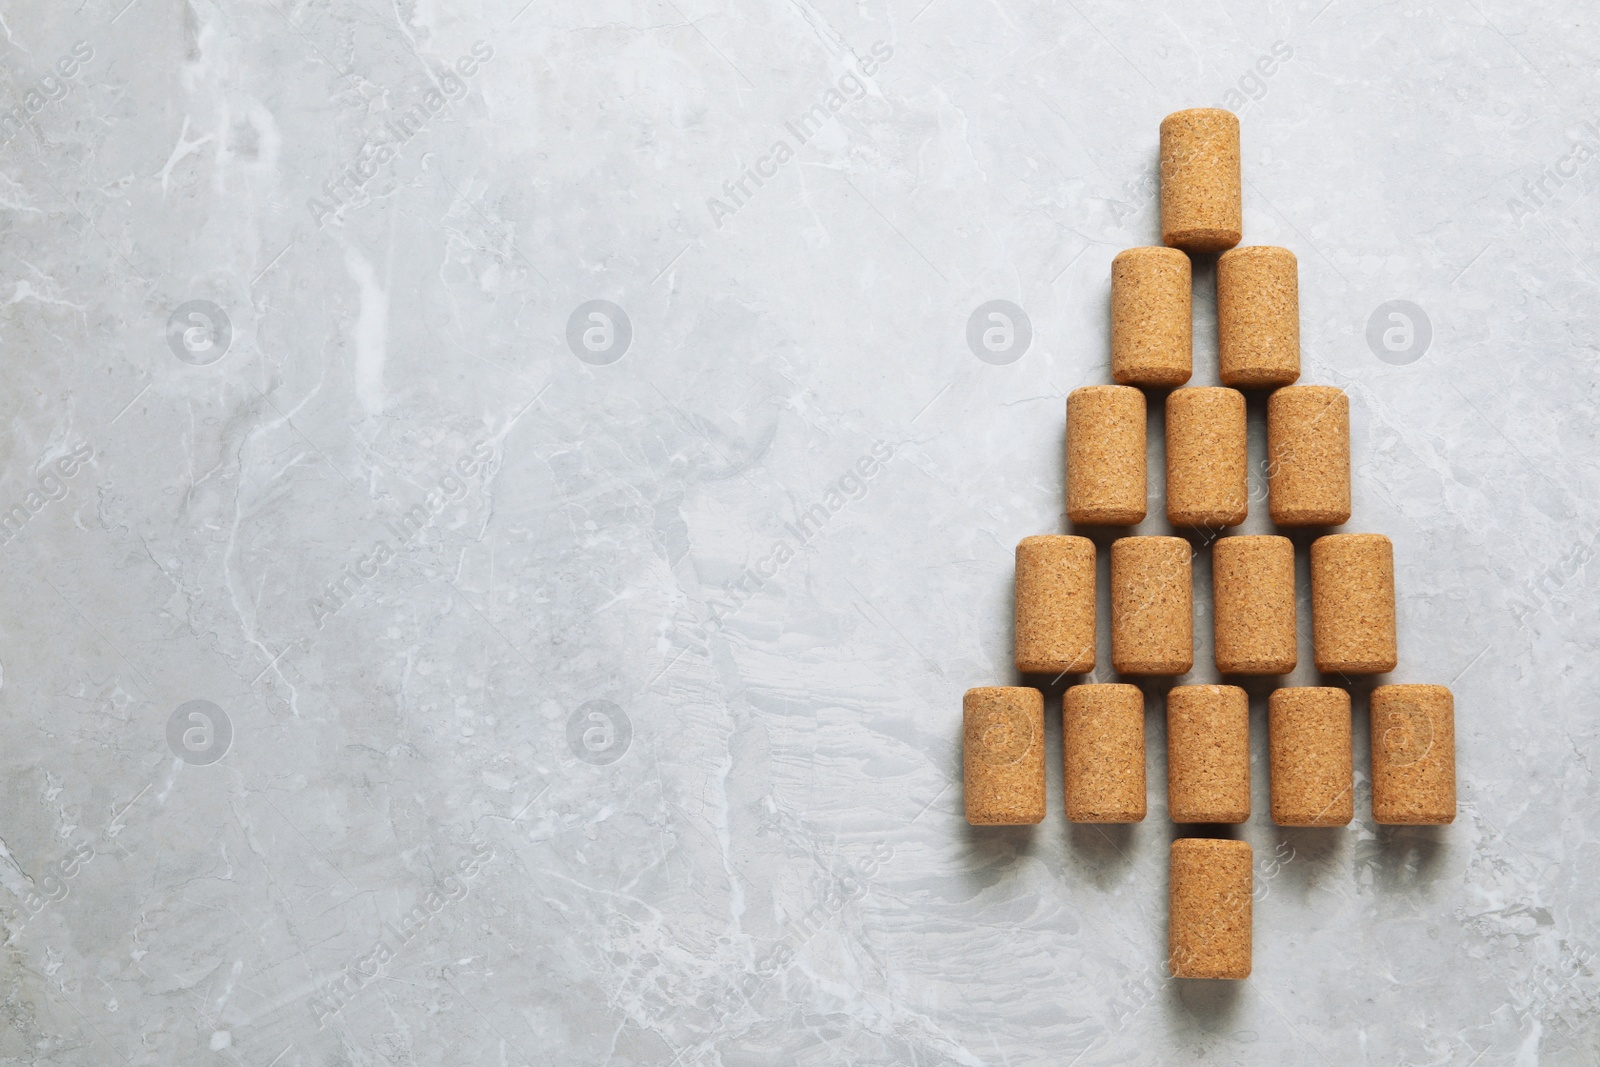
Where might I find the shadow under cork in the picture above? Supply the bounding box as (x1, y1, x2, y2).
(1277, 525, 1347, 550)
(1065, 822, 1137, 890)
(1060, 523, 1130, 553)
(1166, 974, 1244, 1022)
(1369, 824, 1449, 887)
(1166, 822, 1244, 844)
(1222, 674, 1283, 701)
(1266, 824, 1352, 901)
(1319, 671, 1382, 706)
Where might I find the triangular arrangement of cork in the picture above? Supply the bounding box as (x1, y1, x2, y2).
(962, 109, 1457, 980)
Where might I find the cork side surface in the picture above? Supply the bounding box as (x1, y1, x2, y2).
(1111, 536, 1194, 675)
(1217, 246, 1301, 387)
(1167, 684, 1251, 823)
(1160, 108, 1242, 252)
(1267, 385, 1352, 526)
(1371, 684, 1456, 825)
(1064, 683, 1146, 822)
(1166, 387, 1248, 528)
(1169, 838, 1252, 979)
(1112, 246, 1193, 387)
(1015, 535, 1096, 674)
(1067, 386, 1147, 525)
(1213, 535, 1296, 674)
(1311, 533, 1397, 674)
(963, 688, 1047, 825)
(1268, 687, 1353, 826)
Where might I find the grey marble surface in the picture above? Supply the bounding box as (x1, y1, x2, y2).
(0, 0, 1595, 1063)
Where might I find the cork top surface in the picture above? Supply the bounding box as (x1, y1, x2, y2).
(1115, 534, 1190, 551)
(1160, 107, 1239, 133)
(1171, 683, 1246, 700)
(1313, 532, 1392, 552)
(1072, 682, 1143, 698)
(1220, 245, 1296, 266)
(1272, 384, 1344, 404)
(1217, 534, 1291, 549)
(1170, 837, 1250, 860)
(1270, 685, 1350, 705)
(1114, 245, 1190, 266)
(1374, 683, 1451, 699)
(1070, 384, 1144, 402)
(965, 686, 1041, 702)
(1171, 385, 1242, 403)
(1018, 534, 1092, 551)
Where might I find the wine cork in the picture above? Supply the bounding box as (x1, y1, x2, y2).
(1014, 536, 1096, 675)
(1111, 247, 1193, 387)
(963, 688, 1047, 825)
(1064, 684, 1146, 823)
(1212, 535, 1296, 675)
(1268, 687, 1353, 826)
(1217, 246, 1300, 387)
(1169, 838, 1252, 980)
(1310, 533, 1397, 674)
(1267, 386, 1352, 526)
(1159, 108, 1242, 253)
(1370, 684, 1456, 825)
(1066, 386, 1147, 526)
(1166, 387, 1247, 529)
(1166, 685, 1250, 823)
(1110, 536, 1192, 675)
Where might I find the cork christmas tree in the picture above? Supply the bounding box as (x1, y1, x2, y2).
(961, 108, 1457, 981)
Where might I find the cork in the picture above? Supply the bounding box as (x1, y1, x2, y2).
(1159, 108, 1242, 253)
(1063, 684, 1146, 823)
(1066, 386, 1147, 526)
(1166, 685, 1250, 823)
(1111, 247, 1192, 387)
(963, 687, 1047, 825)
(1166, 387, 1247, 529)
(1014, 536, 1096, 675)
(1268, 687, 1353, 826)
(1110, 536, 1192, 675)
(1169, 838, 1252, 980)
(1212, 535, 1296, 675)
(1370, 684, 1456, 825)
(1217, 246, 1301, 387)
(1310, 533, 1397, 674)
(1267, 385, 1352, 526)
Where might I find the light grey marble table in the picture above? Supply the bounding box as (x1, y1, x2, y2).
(0, 1, 1594, 1064)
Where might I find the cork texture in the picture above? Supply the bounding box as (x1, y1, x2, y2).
(1166, 387, 1248, 529)
(1067, 386, 1147, 526)
(1159, 108, 1242, 253)
(1167, 685, 1250, 823)
(1311, 533, 1397, 674)
(963, 687, 1047, 825)
(1268, 687, 1353, 826)
(1169, 838, 1252, 980)
(1063, 684, 1146, 823)
(1371, 684, 1456, 825)
(1267, 385, 1352, 526)
(1111, 246, 1193, 387)
(1111, 536, 1193, 675)
(1212, 535, 1296, 675)
(1014, 535, 1096, 675)
(1217, 246, 1301, 387)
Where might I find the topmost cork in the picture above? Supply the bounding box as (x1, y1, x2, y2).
(1159, 109, 1242, 253)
